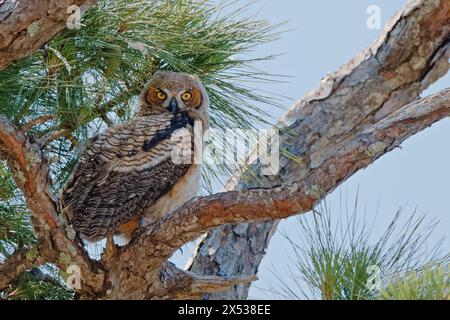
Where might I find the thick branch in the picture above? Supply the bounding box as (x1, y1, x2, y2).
(117, 89, 449, 296)
(148, 90, 450, 255)
(1, 0, 448, 301)
(0, 0, 105, 296)
(0, 117, 58, 229)
(189, 0, 450, 299)
(0, 116, 105, 296)
(0, 0, 97, 70)
(161, 263, 257, 299)
(0, 247, 45, 290)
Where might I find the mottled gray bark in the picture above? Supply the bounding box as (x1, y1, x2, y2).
(187, 0, 450, 299)
(0, 0, 96, 70)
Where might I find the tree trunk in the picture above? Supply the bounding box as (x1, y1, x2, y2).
(0, 0, 449, 300)
(0, 0, 96, 71)
(187, 0, 450, 299)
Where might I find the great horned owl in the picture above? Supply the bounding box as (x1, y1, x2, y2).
(62, 71, 209, 242)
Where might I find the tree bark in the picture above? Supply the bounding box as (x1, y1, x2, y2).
(187, 0, 450, 299)
(0, 0, 97, 71)
(0, 0, 449, 300)
(1, 88, 449, 298)
(107, 88, 450, 299)
(0, 116, 105, 296)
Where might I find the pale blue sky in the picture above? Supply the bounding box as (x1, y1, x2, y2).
(172, 0, 450, 299)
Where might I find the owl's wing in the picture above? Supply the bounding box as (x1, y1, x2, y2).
(63, 111, 194, 241)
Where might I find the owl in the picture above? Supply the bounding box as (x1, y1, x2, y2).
(62, 71, 209, 242)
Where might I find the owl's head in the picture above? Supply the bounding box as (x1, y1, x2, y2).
(139, 71, 209, 123)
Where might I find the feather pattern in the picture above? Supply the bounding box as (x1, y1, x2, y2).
(63, 111, 193, 241)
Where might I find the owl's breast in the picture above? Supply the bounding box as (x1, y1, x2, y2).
(141, 163, 201, 226)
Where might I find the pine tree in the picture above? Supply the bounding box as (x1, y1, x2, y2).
(0, 0, 448, 300)
(0, 0, 281, 299)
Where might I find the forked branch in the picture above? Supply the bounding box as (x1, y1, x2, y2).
(0, 116, 104, 296)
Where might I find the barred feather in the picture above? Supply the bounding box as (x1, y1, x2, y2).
(63, 112, 193, 241)
(62, 71, 209, 242)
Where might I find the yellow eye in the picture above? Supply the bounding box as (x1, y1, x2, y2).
(181, 92, 192, 101)
(156, 90, 167, 100)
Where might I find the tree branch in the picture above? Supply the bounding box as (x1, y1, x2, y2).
(113, 89, 449, 299)
(39, 129, 69, 147)
(21, 115, 55, 132)
(0, 0, 107, 296)
(0, 116, 58, 229)
(161, 263, 257, 299)
(0, 0, 97, 71)
(148, 90, 450, 255)
(1, 0, 449, 301)
(0, 247, 45, 290)
(188, 0, 450, 299)
(0, 116, 105, 296)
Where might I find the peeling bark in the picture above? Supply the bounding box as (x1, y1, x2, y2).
(0, 116, 105, 296)
(187, 0, 450, 299)
(160, 263, 257, 300)
(105, 89, 450, 299)
(0, 246, 45, 289)
(0, 0, 97, 71)
(1, 88, 448, 298)
(0, 0, 449, 300)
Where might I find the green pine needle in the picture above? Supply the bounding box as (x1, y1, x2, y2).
(267, 196, 445, 300)
(0, 0, 286, 299)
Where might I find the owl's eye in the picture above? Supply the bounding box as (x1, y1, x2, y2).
(181, 92, 192, 101)
(156, 90, 167, 100)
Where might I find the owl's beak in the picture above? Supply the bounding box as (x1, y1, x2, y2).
(167, 97, 179, 113)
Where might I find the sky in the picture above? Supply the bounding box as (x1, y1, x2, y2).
(171, 0, 450, 299)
